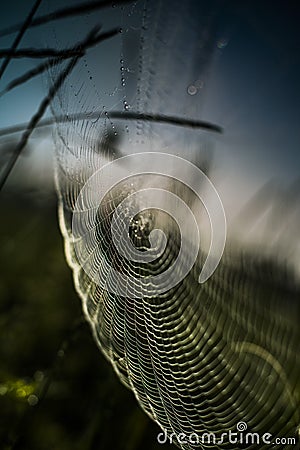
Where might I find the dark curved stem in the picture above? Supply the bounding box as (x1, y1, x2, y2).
(0, 111, 223, 138)
(0, 27, 120, 192)
(0, 0, 42, 79)
(0, 0, 134, 38)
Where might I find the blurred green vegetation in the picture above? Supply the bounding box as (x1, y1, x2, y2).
(0, 190, 174, 450)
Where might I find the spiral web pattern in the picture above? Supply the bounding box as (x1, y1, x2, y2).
(52, 1, 300, 449)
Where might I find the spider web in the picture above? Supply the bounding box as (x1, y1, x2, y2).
(52, 1, 300, 450)
(0, 1, 299, 449)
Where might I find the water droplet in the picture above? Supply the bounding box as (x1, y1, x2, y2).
(28, 394, 39, 406)
(123, 101, 130, 111)
(120, 59, 124, 64)
(195, 79, 204, 89)
(217, 38, 228, 49)
(187, 84, 197, 95)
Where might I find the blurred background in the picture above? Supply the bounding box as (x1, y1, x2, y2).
(0, 0, 299, 449)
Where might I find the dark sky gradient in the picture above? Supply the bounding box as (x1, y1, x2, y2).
(201, 1, 300, 185)
(0, 0, 299, 206)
